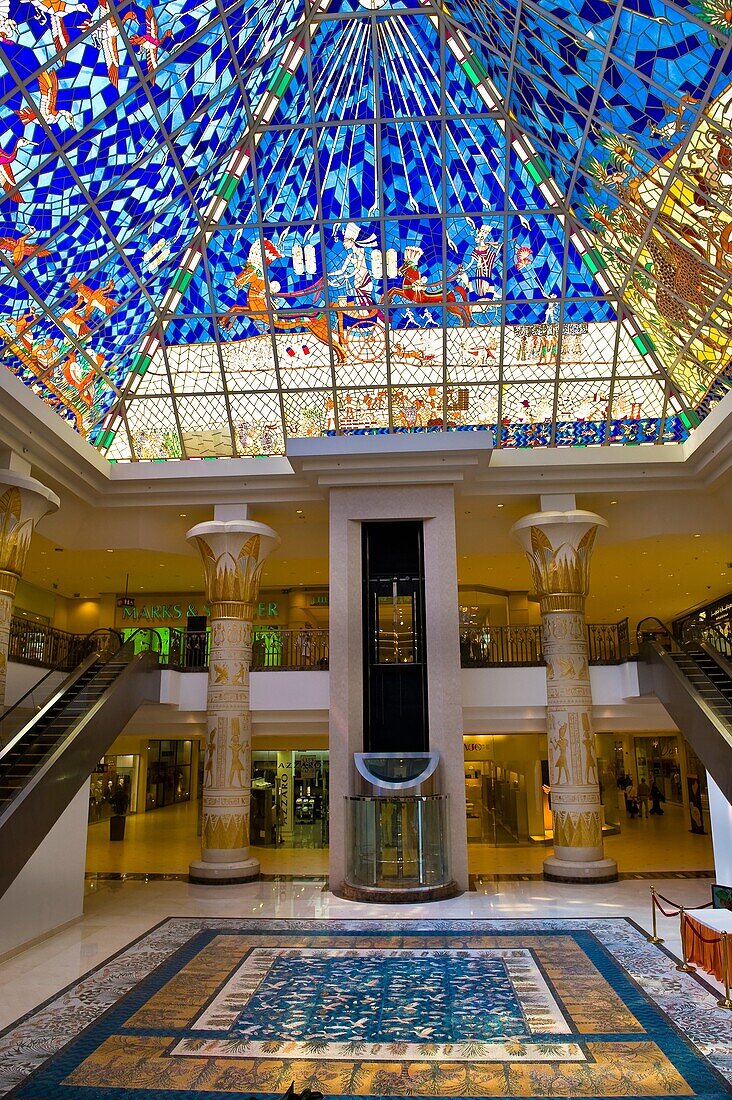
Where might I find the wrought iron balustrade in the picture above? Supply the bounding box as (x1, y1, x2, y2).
(460, 619, 631, 667)
(460, 625, 542, 667)
(8, 617, 96, 671)
(165, 627, 329, 671)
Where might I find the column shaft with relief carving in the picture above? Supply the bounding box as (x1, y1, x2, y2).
(187, 518, 279, 884)
(512, 509, 617, 883)
(0, 476, 59, 706)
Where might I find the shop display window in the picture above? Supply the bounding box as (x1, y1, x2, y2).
(146, 740, 192, 811)
(89, 755, 138, 822)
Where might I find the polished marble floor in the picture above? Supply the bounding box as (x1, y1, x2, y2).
(1, 910, 730, 1099)
(0, 801, 719, 1099)
(0, 876, 720, 1033)
(85, 798, 714, 878)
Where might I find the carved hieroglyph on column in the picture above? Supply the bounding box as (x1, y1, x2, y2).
(0, 474, 59, 706)
(512, 509, 617, 882)
(187, 518, 279, 884)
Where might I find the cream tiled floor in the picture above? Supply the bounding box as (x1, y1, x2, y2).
(85, 798, 714, 878)
(0, 875, 719, 1034)
(0, 798, 700, 1041)
(86, 801, 330, 876)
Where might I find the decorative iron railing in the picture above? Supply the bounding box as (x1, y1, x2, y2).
(8, 617, 96, 671)
(460, 624, 542, 667)
(460, 619, 632, 667)
(165, 628, 330, 671)
(10, 615, 633, 674)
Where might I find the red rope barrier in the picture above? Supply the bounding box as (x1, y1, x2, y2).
(653, 890, 713, 912)
(683, 914, 723, 946)
(652, 894, 681, 918)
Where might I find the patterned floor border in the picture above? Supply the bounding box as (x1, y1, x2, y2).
(82, 870, 716, 885)
(0, 916, 730, 1096)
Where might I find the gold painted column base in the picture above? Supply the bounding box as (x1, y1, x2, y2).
(189, 856, 260, 885)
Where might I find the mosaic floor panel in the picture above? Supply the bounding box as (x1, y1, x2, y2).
(0, 918, 730, 1099)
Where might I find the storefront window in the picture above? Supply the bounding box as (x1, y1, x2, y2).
(464, 733, 621, 844)
(251, 750, 329, 847)
(634, 736, 683, 804)
(146, 739, 192, 810)
(89, 754, 139, 822)
(464, 736, 536, 845)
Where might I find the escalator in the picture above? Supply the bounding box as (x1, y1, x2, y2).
(637, 619, 732, 804)
(0, 630, 161, 900)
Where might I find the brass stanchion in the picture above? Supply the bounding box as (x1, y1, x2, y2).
(676, 907, 696, 973)
(718, 931, 732, 1010)
(648, 886, 664, 945)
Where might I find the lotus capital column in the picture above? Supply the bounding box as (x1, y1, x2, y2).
(0, 473, 59, 706)
(512, 507, 617, 883)
(187, 516, 280, 884)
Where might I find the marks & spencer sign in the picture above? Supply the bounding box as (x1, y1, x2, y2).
(121, 601, 279, 622)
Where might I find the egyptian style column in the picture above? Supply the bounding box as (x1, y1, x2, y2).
(0, 471, 59, 706)
(512, 500, 617, 883)
(187, 509, 279, 884)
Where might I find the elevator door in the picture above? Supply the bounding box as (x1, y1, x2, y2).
(362, 521, 428, 752)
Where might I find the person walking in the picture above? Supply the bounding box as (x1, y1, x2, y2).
(650, 780, 666, 816)
(626, 783, 639, 818)
(637, 777, 650, 818)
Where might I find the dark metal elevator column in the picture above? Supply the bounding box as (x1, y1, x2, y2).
(362, 521, 428, 753)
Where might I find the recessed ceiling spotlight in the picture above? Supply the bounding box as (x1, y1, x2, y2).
(610, 500, 618, 504)
(106, 549, 113, 553)
(693, 533, 701, 538)
(497, 503, 504, 508)
(296, 509, 303, 514)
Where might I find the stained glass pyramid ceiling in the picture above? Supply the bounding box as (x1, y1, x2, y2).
(1, 0, 731, 458)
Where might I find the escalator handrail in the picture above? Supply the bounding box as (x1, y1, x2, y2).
(0, 630, 161, 762)
(636, 615, 678, 649)
(697, 638, 732, 681)
(0, 647, 160, 840)
(642, 639, 732, 737)
(0, 627, 122, 732)
(0, 649, 102, 760)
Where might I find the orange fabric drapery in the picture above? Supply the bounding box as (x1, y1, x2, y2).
(683, 913, 731, 982)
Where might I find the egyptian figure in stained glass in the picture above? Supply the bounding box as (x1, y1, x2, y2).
(329, 223, 380, 311)
(220, 240, 283, 332)
(391, 245, 471, 326)
(221, 240, 347, 362)
(463, 222, 499, 299)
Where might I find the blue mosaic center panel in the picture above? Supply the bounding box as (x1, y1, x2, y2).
(232, 954, 527, 1044)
